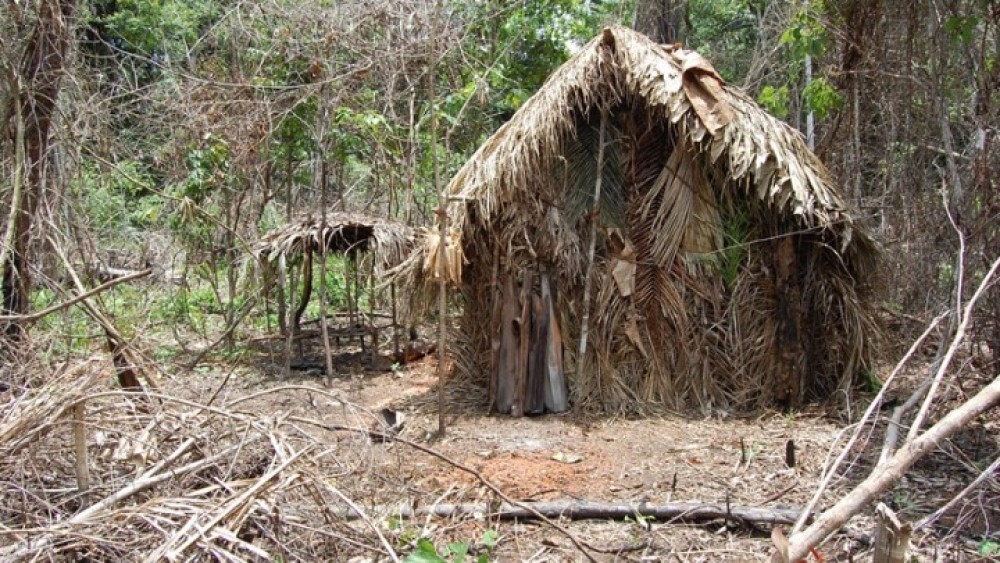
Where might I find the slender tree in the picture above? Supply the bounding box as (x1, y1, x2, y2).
(1, 0, 77, 343)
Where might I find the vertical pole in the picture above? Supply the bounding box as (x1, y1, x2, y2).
(804, 0, 814, 152)
(430, 0, 447, 436)
(575, 109, 608, 383)
(319, 156, 335, 383)
(73, 401, 90, 500)
(805, 51, 814, 150)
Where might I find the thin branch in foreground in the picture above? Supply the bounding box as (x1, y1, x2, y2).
(784, 255, 1000, 561)
(0, 269, 152, 323)
(784, 363, 1000, 562)
(790, 312, 947, 535)
(916, 453, 1000, 531)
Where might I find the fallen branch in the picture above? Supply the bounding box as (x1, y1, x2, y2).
(0, 268, 151, 323)
(791, 313, 946, 534)
(784, 371, 1000, 561)
(51, 241, 161, 392)
(916, 452, 1000, 531)
(784, 254, 1000, 561)
(345, 499, 807, 526)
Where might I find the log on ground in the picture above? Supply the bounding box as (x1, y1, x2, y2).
(345, 500, 808, 526)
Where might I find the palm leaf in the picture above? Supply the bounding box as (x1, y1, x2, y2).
(562, 112, 627, 229)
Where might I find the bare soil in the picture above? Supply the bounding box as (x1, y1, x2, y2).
(177, 336, 999, 563)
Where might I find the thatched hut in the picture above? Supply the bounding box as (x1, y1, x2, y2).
(255, 212, 415, 355)
(398, 26, 880, 414)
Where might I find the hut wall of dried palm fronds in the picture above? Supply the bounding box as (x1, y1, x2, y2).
(395, 26, 880, 414)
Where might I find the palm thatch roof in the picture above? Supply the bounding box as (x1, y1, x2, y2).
(397, 26, 880, 414)
(255, 212, 415, 275)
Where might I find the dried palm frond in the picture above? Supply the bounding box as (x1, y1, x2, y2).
(563, 113, 628, 229)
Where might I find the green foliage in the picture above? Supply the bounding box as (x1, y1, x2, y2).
(30, 288, 93, 355)
(801, 77, 842, 120)
(979, 539, 1000, 557)
(944, 15, 979, 45)
(862, 368, 882, 393)
(402, 529, 497, 563)
(476, 0, 621, 116)
(750, 2, 844, 128)
(780, 7, 828, 60)
(73, 160, 163, 239)
(685, 0, 763, 82)
(757, 85, 790, 120)
(168, 133, 232, 249)
(97, 0, 221, 61)
(274, 97, 319, 165)
(719, 207, 750, 292)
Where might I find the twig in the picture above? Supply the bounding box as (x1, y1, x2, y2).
(790, 312, 947, 535)
(319, 480, 400, 562)
(147, 447, 309, 561)
(0, 446, 238, 560)
(50, 240, 162, 391)
(916, 452, 1000, 531)
(906, 255, 1000, 442)
(878, 378, 930, 465)
(185, 297, 258, 370)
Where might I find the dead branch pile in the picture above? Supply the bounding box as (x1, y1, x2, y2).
(0, 361, 424, 561)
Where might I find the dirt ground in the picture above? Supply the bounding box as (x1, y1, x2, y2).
(173, 336, 1000, 563)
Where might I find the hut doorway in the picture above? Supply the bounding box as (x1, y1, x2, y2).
(492, 269, 568, 415)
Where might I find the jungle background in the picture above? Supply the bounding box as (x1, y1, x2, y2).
(1, 0, 998, 561)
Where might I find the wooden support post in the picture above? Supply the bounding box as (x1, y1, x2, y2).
(872, 503, 911, 563)
(73, 401, 90, 499)
(513, 270, 534, 417)
(495, 276, 518, 413)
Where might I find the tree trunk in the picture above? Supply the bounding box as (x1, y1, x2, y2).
(632, 0, 687, 44)
(1, 0, 76, 342)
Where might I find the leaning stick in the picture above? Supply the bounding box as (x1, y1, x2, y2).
(0, 268, 151, 322)
(576, 108, 608, 384)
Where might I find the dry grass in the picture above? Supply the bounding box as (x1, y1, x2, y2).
(0, 358, 423, 561)
(0, 344, 995, 561)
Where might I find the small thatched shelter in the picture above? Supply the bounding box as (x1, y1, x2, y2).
(255, 212, 416, 354)
(255, 212, 414, 268)
(398, 26, 880, 415)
